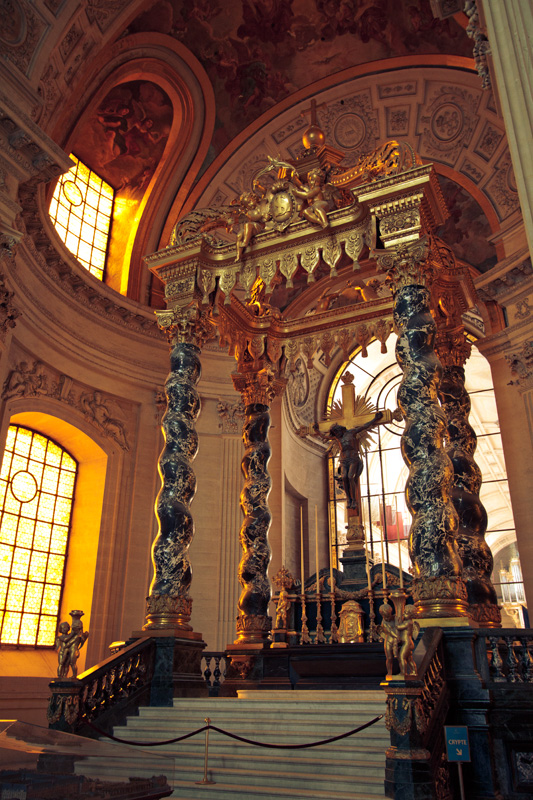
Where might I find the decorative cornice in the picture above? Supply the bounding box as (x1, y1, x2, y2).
(476, 257, 533, 303)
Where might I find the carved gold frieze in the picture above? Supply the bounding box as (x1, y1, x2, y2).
(330, 140, 423, 188)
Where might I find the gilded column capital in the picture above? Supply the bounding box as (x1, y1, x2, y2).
(155, 303, 216, 348)
(373, 237, 432, 292)
(435, 327, 472, 369)
(232, 367, 286, 406)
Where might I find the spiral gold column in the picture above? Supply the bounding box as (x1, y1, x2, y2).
(376, 241, 468, 619)
(232, 368, 283, 644)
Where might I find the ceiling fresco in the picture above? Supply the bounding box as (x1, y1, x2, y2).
(128, 0, 472, 163)
(72, 80, 173, 197)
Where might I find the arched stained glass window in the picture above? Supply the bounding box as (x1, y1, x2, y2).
(328, 337, 526, 627)
(0, 426, 77, 646)
(49, 155, 113, 281)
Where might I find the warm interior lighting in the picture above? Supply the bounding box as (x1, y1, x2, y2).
(0, 426, 77, 646)
(49, 155, 113, 281)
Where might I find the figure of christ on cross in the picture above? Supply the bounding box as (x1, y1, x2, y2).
(297, 373, 400, 517)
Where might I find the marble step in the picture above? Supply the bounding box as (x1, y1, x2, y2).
(80, 690, 388, 800)
(167, 778, 386, 800)
(86, 749, 385, 779)
(117, 719, 388, 743)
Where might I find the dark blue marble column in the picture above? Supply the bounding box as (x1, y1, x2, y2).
(438, 360, 501, 626)
(377, 241, 468, 619)
(144, 306, 214, 634)
(232, 368, 283, 644)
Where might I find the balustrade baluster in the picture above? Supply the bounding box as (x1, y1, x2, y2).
(203, 657, 212, 690)
(488, 636, 505, 681)
(505, 635, 521, 683)
(520, 637, 533, 682)
(212, 656, 222, 691)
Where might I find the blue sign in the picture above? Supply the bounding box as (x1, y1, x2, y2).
(445, 726, 470, 762)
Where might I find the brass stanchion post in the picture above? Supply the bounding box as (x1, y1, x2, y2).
(195, 717, 216, 785)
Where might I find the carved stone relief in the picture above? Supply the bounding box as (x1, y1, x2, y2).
(85, 0, 130, 32)
(319, 91, 379, 167)
(484, 154, 521, 220)
(417, 85, 480, 167)
(285, 361, 322, 429)
(217, 398, 245, 434)
(506, 340, 533, 391)
(2, 358, 133, 450)
(0, 0, 48, 75)
(0, 278, 20, 337)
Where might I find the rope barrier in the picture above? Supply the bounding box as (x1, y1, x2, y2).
(85, 713, 383, 749)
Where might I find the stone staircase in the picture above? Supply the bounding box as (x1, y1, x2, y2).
(80, 690, 389, 799)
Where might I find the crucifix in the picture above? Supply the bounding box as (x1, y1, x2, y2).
(298, 372, 400, 550)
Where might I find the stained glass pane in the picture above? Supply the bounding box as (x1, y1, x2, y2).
(2, 612, 21, 643)
(50, 526, 68, 555)
(12, 548, 30, 579)
(49, 154, 113, 281)
(33, 522, 52, 551)
(1, 515, 18, 545)
(19, 614, 39, 645)
(25, 581, 43, 612)
(37, 616, 56, 646)
(0, 426, 77, 645)
(14, 428, 32, 456)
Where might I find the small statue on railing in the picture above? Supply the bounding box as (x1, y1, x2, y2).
(55, 610, 89, 679)
(378, 595, 419, 678)
(275, 587, 291, 630)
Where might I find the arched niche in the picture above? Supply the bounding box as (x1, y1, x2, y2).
(0, 410, 107, 678)
(47, 34, 215, 305)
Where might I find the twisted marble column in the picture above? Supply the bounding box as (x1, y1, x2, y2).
(144, 304, 214, 633)
(232, 368, 281, 644)
(439, 362, 501, 626)
(380, 243, 468, 618)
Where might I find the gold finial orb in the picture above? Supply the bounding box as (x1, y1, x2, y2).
(302, 124, 325, 149)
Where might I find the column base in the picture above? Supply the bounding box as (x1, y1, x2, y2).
(132, 627, 204, 641)
(417, 616, 475, 628)
(234, 613, 272, 645)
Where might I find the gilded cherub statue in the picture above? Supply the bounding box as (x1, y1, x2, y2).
(378, 603, 398, 676)
(291, 167, 329, 229)
(275, 587, 291, 629)
(378, 601, 419, 677)
(396, 605, 420, 676)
